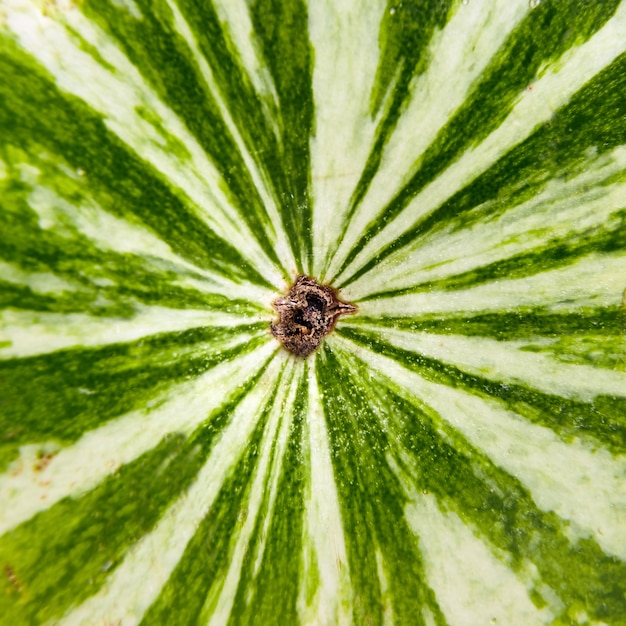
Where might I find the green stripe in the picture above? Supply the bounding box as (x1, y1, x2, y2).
(339, 326, 626, 455)
(0, 184, 266, 316)
(335, 6, 626, 287)
(0, 433, 190, 624)
(228, 368, 307, 625)
(0, 325, 267, 472)
(0, 280, 115, 317)
(138, 361, 286, 625)
(371, 1, 453, 116)
(351, 306, 625, 340)
(169, 0, 305, 274)
(328, 343, 626, 623)
(0, 41, 272, 289)
(2, 1, 626, 623)
(316, 347, 446, 626)
(0, 275, 263, 317)
(79, 0, 288, 280)
(0, 361, 271, 624)
(250, 0, 315, 273)
(517, 336, 626, 372)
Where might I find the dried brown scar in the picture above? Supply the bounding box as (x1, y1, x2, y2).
(271, 275, 357, 358)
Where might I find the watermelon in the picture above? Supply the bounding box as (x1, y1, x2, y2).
(1, 0, 626, 624)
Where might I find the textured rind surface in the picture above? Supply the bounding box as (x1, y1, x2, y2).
(1, 1, 626, 625)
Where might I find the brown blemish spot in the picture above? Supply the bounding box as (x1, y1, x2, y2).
(4, 565, 24, 594)
(270, 275, 357, 358)
(34, 450, 57, 472)
(9, 460, 23, 477)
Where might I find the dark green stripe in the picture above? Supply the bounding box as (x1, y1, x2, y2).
(79, 0, 288, 281)
(316, 348, 447, 626)
(328, 344, 626, 624)
(338, 326, 626, 455)
(0, 433, 191, 624)
(323, 0, 454, 273)
(0, 360, 273, 625)
(371, 1, 453, 116)
(0, 324, 268, 473)
(170, 0, 312, 275)
(0, 179, 267, 316)
(249, 0, 315, 273)
(518, 335, 626, 371)
(228, 370, 307, 626)
(360, 210, 626, 300)
(352, 307, 626, 372)
(352, 306, 624, 341)
(335, 2, 625, 286)
(0, 274, 263, 317)
(139, 363, 283, 626)
(0, 280, 124, 316)
(0, 41, 272, 289)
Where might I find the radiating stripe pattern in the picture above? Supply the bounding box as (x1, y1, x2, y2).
(1, 0, 625, 624)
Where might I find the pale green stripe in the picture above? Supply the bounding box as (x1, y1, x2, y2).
(9, 167, 209, 281)
(165, 0, 311, 273)
(339, 323, 626, 456)
(351, 326, 626, 403)
(0, 356, 275, 625)
(354, 252, 626, 319)
(351, 306, 624, 343)
(163, 0, 296, 274)
(361, 208, 626, 300)
(0, 307, 264, 360)
(206, 359, 298, 624)
(325, 0, 531, 281)
(0, 324, 268, 475)
(315, 347, 446, 626)
(0, 342, 277, 536)
(0, 263, 74, 295)
(135, 367, 286, 626)
(325, 339, 626, 622)
(1, 433, 192, 625)
(134, 355, 305, 626)
(212, 0, 281, 107)
(0, 42, 269, 288)
(221, 360, 307, 625)
(334, 334, 626, 562)
(4, 0, 283, 286)
(349, 144, 626, 299)
(405, 495, 550, 625)
(332, 2, 626, 286)
(248, 0, 315, 273)
(336, 0, 456, 253)
(57, 355, 283, 626)
(0, 154, 268, 316)
(0, 148, 275, 304)
(308, 0, 385, 279)
(2, 1, 626, 624)
(299, 360, 352, 625)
